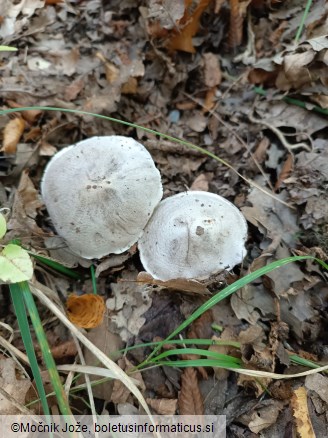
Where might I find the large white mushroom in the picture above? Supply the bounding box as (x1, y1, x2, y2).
(41, 136, 163, 259)
(138, 191, 248, 280)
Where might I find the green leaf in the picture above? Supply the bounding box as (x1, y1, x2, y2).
(0, 214, 6, 240)
(0, 45, 18, 51)
(0, 244, 33, 283)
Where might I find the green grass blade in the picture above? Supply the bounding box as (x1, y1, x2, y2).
(90, 265, 97, 294)
(253, 86, 328, 116)
(294, 0, 313, 44)
(153, 359, 243, 369)
(0, 45, 17, 51)
(139, 256, 327, 367)
(29, 252, 81, 280)
(18, 281, 72, 416)
(289, 354, 326, 371)
(0, 106, 235, 170)
(0, 105, 304, 210)
(151, 347, 242, 365)
(283, 95, 328, 116)
(9, 283, 50, 416)
(114, 338, 241, 356)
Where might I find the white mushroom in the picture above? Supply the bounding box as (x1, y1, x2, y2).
(138, 191, 248, 280)
(41, 136, 163, 259)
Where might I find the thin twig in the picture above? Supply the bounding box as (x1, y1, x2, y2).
(248, 112, 312, 153)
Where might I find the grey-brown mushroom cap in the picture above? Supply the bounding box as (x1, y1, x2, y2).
(41, 136, 163, 259)
(138, 191, 248, 281)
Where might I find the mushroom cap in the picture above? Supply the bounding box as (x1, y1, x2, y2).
(41, 136, 163, 259)
(138, 191, 248, 280)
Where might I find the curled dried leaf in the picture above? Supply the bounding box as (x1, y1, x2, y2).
(66, 294, 106, 328)
(137, 271, 209, 295)
(146, 397, 178, 415)
(2, 117, 25, 154)
(228, 0, 244, 49)
(274, 153, 294, 191)
(291, 387, 316, 438)
(95, 52, 120, 83)
(168, 0, 211, 53)
(6, 100, 42, 124)
(203, 52, 221, 88)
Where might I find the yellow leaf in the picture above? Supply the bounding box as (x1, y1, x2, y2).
(291, 387, 316, 438)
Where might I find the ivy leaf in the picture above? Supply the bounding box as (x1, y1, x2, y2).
(0, 244, 33, 284)
(0, 214, 6, 240)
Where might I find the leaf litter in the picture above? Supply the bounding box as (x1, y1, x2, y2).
(0, 0, 328, 434)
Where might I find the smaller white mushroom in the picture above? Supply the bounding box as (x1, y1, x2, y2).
(138, 191, 248, 280)
(41, 136, 163, 259)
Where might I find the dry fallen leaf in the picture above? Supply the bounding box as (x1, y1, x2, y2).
(146, 397, 178, 415)
(147, 0, 185, 29)
(249, 36, 328, 102)
(241, 185, 300, 247)
(274, 153, 294, 191)
(0, 358, 31, 414)
(111, 358, 146, 404)
(248, 400, 284, 433)
(2, 117, 25, 154)
(64, 77, 85, 101)
(7, 170, 44, 237)
(214, 0, 225, 14)
(107, 270, 153, 342)
(96, 52, 120, 83)
(291, 387, 316, 438)
(137, 271, 209, 294)
(251, 136, 270, 168)
(228, 0, 243, 48)
(311, 94, 328, 108)
(190, 173, 212, 191)
(178, 367, 204, 415)
(45, 0, 64, 5)
(203, 52, 221, 87)
(51, 340, 78, 361)
(265, 244, 304, 296)
(287, 149, 328, 229)
(0, 0, 45, 39)
(305, 373, 328, 404)
(238, 373, 272, 398)
(209, 330, 237, 381)
(80, 320, 123, 400)
(121, 77, 138, 94)
(168, 0, 212, 53)
(203, 87, 217, 112)
(66, 293, 106, 328)
(276, 50, 316, 90)
(6, 100, 42, 124)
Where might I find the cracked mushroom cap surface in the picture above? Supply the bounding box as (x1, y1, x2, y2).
(41, 136, 163, 259)
(138, 191, 248, 280)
